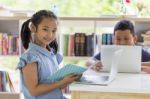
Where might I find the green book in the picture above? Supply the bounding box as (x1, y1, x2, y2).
(63, 34, 69, 56)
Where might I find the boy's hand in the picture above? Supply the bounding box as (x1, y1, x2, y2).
(141, 66, 150, 74)
(90, 61, 103, 72)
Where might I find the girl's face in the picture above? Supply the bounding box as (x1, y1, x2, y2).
(33, 17, 57, 48)
(113, 29, 137, 45)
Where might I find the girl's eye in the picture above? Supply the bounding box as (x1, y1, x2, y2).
(52, 30, 56, 33)
(43, 28, 49, 32)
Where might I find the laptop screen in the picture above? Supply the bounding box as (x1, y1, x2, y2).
(101, 45, 141, 73)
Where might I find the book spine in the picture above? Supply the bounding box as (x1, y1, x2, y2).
(106, 34, 113, 45)
(74, 33, 81, 56)
(102, 34, 107, 45)
(2, 33, 8, 55)
(63, 34, 69, 56)
(68, 35, 74, 56)
(80, 33, 86, 56)
(0, 72, 2, 91)
(8, 34, 13, 55)
(1, 71, 7, 92)
(0, 33, 3, 55)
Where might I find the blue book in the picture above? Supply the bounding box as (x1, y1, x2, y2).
(48, 64, 87, 82)
(102, 34, 107, 45)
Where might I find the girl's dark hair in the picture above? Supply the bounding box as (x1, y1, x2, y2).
(114, 20, 135, 36)
(21, 10, 58, 54)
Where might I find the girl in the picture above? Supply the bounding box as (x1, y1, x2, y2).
(17, 10, 80, 99)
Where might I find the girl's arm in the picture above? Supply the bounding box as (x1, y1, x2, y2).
(22, 62, 79, 96)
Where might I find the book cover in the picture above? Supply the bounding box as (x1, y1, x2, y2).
(48, 64, 87, 82)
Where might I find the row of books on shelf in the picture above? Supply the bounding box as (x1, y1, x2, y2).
(62, 33, 113, 56)
(63, 33, 94, 56)
(0, 33, 19, 55)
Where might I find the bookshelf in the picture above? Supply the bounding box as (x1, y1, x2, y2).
(58, 16, 150, 67)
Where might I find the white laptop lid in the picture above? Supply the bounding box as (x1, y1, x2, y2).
(77, 49, 123, 85)
(101, 45, 141, 73)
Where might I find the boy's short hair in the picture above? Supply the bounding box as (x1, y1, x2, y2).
(114, 20, 135, 36)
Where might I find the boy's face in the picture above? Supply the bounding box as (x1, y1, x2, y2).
(113, 29, 137, 45)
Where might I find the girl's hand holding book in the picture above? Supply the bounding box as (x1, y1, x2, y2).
(60, 73, 81, 86)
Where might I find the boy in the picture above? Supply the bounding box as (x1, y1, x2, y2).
(86, 20, 150, 73)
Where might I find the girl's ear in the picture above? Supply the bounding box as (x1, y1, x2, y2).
(30, 24, 36, 33)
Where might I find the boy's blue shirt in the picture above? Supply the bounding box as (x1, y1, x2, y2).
(16, 42, 67, 99)
(93, 48, 150, 62)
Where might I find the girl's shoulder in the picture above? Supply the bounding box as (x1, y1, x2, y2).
(17, 49, 41, 69)
(22, 48, 40, 57)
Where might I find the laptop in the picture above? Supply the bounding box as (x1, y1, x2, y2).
(76, 49, 123, 85)
(101, 45, 142, 73)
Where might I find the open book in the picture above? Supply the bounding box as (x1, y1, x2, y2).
(48, 64, 87, 82)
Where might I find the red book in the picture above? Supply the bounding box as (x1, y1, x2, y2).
(67, 35, 74, 56)
(0, 33, 3, 55)
(2, 33, 8, 55)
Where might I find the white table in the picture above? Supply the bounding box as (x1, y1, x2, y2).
(70, 70, 150, 99)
